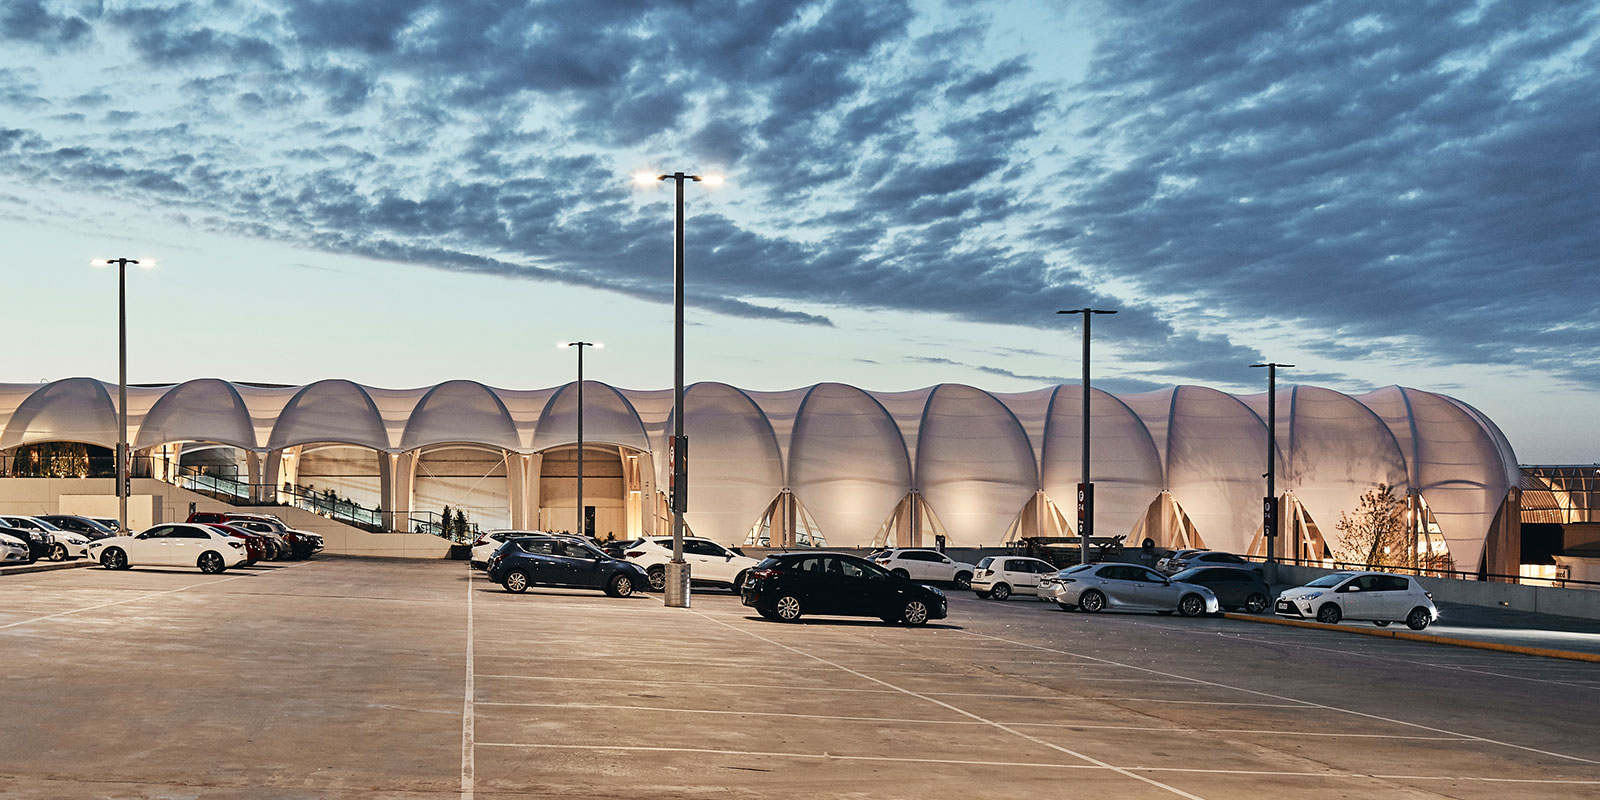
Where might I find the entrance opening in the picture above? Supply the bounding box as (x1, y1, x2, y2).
(538, 445, 630, 540)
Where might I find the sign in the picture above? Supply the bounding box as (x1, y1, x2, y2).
(1077, 483, 1094, 536)
(669, 435, 689, 512)
(1263, 496, 1279, 538)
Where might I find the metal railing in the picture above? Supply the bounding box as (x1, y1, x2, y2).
(1247, 555, 1600, 589)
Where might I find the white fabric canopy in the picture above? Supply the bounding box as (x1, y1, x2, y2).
(789, 383, 912, 546)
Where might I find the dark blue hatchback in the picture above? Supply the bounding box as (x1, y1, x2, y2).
(486, 535, 649, 597)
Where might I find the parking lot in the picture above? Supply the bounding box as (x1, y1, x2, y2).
(2, 558, 1598, 799)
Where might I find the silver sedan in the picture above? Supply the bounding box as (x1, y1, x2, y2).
(1039, 563, 1220, 616)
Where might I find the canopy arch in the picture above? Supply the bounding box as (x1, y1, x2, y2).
(664, 382, 785, 545)
(531, 381, 651, 454)
(1041, 385, 1163, 540)
(1, 378, 119, 449)
(268, 380, 389, 451)
(789, 382, 912, 548)
(402, 380, 519, 452)
(135, 378, 256, 450)
(915, 384, 1036, 546)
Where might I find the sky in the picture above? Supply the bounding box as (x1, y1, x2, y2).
(0, 0, 1596, 463)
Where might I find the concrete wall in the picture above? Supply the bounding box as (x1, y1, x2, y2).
(1271, 562, 1600, 621)
(0, 477, 452, 559)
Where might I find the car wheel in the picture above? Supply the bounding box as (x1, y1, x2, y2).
(774, 594, 802, 622)
(646, 567, 666, 592)
(990, 582, 1012, 601)
(1178, 593, 1206, 617)
(1078, 590, 1106, 613)
(1406, 607, 1432, 631)
(606, 574, 635, 598)
(891, 568, 910, 580)
(902, 600, 931, 626)
(198, 551, 226, 574)
(1316, 603, 1342, 624)
(503, 570, 530, 594)
(101, 548, 128, 570)
(1244, 592, 1269, 614)
(48, 543, 68, 562)
(732, 570, 748, 593)
(953, 571, 972, 590)
(1373, 620, 1391, 627)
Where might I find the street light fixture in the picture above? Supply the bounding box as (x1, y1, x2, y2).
(562, 341, 599, 537)
(1250, 362, 1293, 582)
(641, 170, 720, 608)
(92, 257, 152, 534)
(1057, 308, 1116, 566)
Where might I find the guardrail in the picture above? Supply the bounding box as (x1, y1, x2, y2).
(1243, 555, 1600, 589)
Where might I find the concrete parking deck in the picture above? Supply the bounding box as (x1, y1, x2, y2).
(1, 559, 1597, 799)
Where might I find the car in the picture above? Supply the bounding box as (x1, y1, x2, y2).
(624, 536, 759, 592)
(599, 538, 640, 559)
(741, 551, 948, 625)
(203, 523, 274, 566)
(188, 512, 322, 559)
(1166, 566, 1273, 613)
(88, 517, 126, 535)
(0, 516, 54, 562)
(1156, 549, 1257, 575)
(0, 515, 90, 561)
(870, 548, 977, 589)
(1039, 563, 1220, 616)
(1276, 571, 1439, 630)
(471, 530, 547, 569)
(485, 535, 648, 597)
(86, 523, 250, 573)
(971, 556, 1058, 600)
(36, 514, 119, 541)
(0, 531, 30, 564)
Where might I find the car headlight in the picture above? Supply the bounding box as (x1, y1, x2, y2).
(1301, 592, 1322, 601)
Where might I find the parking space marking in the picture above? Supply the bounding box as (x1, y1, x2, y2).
(0, 573, 253, 631)
(472, 654, 853, 671)
(474, 673, 1058, 698)
(461, 567, 475, 800)
(473, 743, 1600, 786)
(961, 630, 1600, 766)
(693, 613, 1208, 800)
(1078, 698, 1313, 708)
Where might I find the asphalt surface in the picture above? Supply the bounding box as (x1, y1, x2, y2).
(1, 558, 1597, 799)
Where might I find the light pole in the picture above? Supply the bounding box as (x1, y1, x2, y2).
(96, 258, 144, 533)
(1250, 362, 1293, 582)
(563, 341, 597, 538)
(1058, 308, 1116, 566)
(638, 170, 721, 608)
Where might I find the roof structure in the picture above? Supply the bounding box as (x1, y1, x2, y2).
(0, 378, 1517, 564)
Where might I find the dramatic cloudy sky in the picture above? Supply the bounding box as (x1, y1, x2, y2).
(1, 0, 1596, 461)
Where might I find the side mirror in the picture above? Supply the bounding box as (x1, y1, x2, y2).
(725, 553, 734, 561)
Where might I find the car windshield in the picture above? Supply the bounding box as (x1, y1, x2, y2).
(977, 557, 994, 569)
(1056, 564, 1094, 576)
(1169, 568, 1206, 582)
(1305, 573, 1354, 588)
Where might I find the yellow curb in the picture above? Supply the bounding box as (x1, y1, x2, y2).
(1221, 612, 1600, 664)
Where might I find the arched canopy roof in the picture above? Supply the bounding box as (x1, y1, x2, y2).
(1041, 386, 1164, 540)
(402, 380, 520, 452)
(789, 383, 912, 548)
(268, 379, 389, 451)
(664, 382, 785, 545)
(915, 384, 1037, 546)
(531, 381, 651, 454)
(1, 378, 119, 449)
(1144, 386, 1270, 553)
(135, 378, 255, 450)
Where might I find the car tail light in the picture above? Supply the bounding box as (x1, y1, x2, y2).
(625, 550, 646, 558)
(227, 541, 244, 549)
(751, 568, 777, 580)
(1425, 592, 1433, 599)
(473, 535, 487, 546)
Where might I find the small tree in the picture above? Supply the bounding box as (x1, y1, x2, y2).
(1333, 483, 1411, 568)
(441, 505, 453, 538)
(453, 509, 468, 541)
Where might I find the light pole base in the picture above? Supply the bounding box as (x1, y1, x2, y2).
(664, 560, 691, 608)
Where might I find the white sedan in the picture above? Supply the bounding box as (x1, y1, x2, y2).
(0, 531, 28, 564)
(47, 531, 90, 561)
(87, 524, 249, 573)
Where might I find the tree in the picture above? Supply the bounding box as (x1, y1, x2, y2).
(441, 505, 453, 539)
(1333, 483, 1410, 568)
(453, 509, 469, 541)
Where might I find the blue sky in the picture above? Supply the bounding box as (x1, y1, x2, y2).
(1, 0, 1596, 462)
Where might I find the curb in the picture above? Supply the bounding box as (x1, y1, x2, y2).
(1222, 612, 1600, 664)
(0, 560, 95, 577)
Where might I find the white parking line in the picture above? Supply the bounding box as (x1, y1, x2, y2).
(0, 573, 252, 631)
(961, 630, 1600, 766)
(477, 701, 979, 725)
(693, 613, 1208, 800)
(461, 566, 475, 800)
(473, 674, 1053, 697)
(473, 743, 1600, 785)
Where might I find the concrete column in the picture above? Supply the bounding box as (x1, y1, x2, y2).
(394, 451, 415, 532)
(524, 453, 543, 532)
(774, 490, 796, 548)
(1483, 489, 1522, 581)
(507, 455, 526, 530)
(636, 450, 657, 536)
(245, 450, 265, 503)
(378, 453, 396, 531)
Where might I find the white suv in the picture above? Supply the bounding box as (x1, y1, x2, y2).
(1276, 571, 1439, 630)
(971, 556, 1057, 600)
(624, 536, 759, 593)
(871, 548, 977, 589)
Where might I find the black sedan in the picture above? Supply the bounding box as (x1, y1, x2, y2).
(1167, 566, 1273, 613)
(741, 552, 947, 626)
(486, 535, 648, 597)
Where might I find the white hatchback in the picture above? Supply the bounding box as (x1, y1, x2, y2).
(471, 530, 548, 569)
(624, 536, 759, 592)
(87, 524, 249, 573)
(1276, 571, 1439, 630)
(971, 556, 1057, 600)
(871, 549, 978, 589)
(0, 531, 28, 564)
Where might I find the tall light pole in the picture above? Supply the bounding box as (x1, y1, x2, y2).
(1058, 308, 1116, 566)
(563, 341, 597, 537)
(1250, 362, 1292, 582)
(96, 258, 143, 533)
(637, 170, 721, 608)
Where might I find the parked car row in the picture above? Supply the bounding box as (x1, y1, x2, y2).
(186, 512, 325, 560)
(0, 514, 118, 565)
